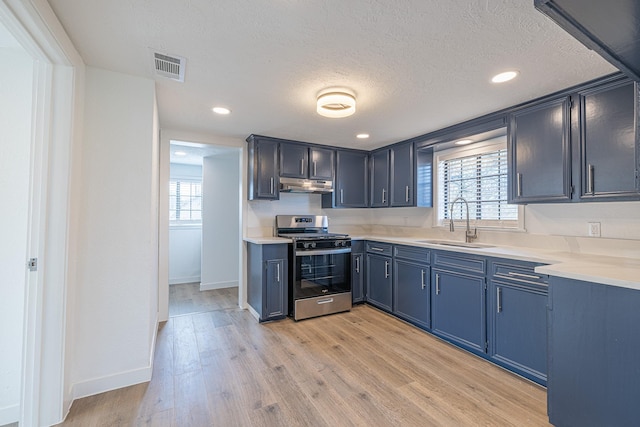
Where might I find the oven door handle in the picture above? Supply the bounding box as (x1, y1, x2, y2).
(295, 248, 351, 256)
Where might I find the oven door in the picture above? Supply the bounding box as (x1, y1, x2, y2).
(293, 248, 351, 300)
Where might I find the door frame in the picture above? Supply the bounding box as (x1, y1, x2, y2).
(0, 0, 83, 424)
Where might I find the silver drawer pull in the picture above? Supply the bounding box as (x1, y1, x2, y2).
(497, 287, 502, 313)
(317, 298, 334, 305)
(421, 269, 425, 289)
(435, 274, 440, 295)
(384, 261, 389, 278)
(508, 271, 540, 280)
(405, 185, 410, 202)
(370, 247, 384, 252)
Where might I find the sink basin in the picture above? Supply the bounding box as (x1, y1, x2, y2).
(416, 239, 495, 249)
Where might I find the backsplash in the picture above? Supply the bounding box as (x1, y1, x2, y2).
(246, 194, 640, 258)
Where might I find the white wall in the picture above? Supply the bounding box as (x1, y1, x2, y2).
(71, 67, 158, 398)
(0, 47, 33, 425)
(201, 151, 241, 290)
(169, 163, 202, 284)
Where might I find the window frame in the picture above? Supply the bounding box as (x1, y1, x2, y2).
(169, 177, 203, 226)
(433, 137, 524, 231)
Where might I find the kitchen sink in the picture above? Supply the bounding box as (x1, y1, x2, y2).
(416, 239, 495, 249)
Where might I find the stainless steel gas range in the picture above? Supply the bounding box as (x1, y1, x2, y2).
(275, 215, 352, 321)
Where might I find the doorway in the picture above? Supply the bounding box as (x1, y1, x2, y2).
(166, 140, 242, 318)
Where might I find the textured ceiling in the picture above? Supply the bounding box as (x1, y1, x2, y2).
(47, 0, 616, 149)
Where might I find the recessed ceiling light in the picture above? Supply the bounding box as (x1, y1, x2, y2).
(212, 107, 231, 115)
(454, 139, 474, 145)
(316, 88, 356, 118)
(174, 150, 187, 156)
(356, 133, 370, 139)
(491, 71, 519, 83)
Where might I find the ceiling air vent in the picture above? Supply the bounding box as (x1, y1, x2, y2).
(153, 52, 186, 82)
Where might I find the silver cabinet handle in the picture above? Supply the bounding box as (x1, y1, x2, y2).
(270, 177, 274, 194)
(508, 272, 540, 280)
(497, 287, 502, 313)
(355, 255, 360, 273)
(300, 158, 305, 175)
(276, 263, 280, 282)
(587, 164, 594, 194)
(340, 188, 344, 204)
(370, 247, 384, 252)
(382, 188, 386, 204)
(421, 269, 425, 289)
(435, 273, 440, 295)
(516, 173, 522, 197)
(317, 298, 334, 305)
(405, 185, 410, 202)
(313, 161, 317, 177)
(384, 260, 389, 278)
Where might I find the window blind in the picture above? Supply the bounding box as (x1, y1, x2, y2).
(169, 180, 202, 222)
(437, 148, 517, 226)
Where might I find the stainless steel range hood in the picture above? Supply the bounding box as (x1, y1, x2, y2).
(279, 177, 333, 194)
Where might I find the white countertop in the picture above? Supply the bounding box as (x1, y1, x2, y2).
(244, 235, 640, 291)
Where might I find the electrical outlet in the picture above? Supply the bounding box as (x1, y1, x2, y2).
(588, 222, 601, 237)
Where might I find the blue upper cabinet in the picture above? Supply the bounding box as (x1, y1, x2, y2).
(280, 142, 309, 179)
(370, 149, 390, 207)
(247, 136, 279, 200)
(578, 79, 640, 201)
(390, 143, 414, 207)
(323, 149, 368, 208)
(508, 96, 572, 204)
(535, 0, 640, 82)
(280, 142, 334, 180)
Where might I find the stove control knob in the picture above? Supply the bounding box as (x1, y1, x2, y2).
(311, 242, 316, 248)
(303, 243, 310, 249)
(334, 241, 340, 247)
(341, 240, 348, 247)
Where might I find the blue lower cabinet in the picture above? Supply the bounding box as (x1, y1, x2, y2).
(393, 259, 430, 330)
(548, 277, 640, 427)
(352, 252, 365, 303)
(366, 253, 393, 311)
(247, 242, 288, 322)
(488, 281, 547, 385)
(431, 268, 486, 354)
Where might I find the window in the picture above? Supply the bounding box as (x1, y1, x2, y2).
(169, 179, 202, 223)
(435, 138, 520, 229)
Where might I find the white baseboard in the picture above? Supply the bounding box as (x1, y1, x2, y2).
(71, 363, 152, 400)
(169, 275, 201, 285)
(200, 280, 238, 291)
(0, 404, 19, 425)
(247, 304, 260, 321)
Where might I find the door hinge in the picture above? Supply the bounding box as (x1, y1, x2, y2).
(571, 185, 575, 195)
(27, 258, 38, 271)
(485, 341, 488, 353)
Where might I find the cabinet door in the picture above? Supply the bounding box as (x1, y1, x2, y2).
(256, 140, 279, 199)
(393, 259, 430, 329)
(309, 147, 334, 180)
(370, 150, 390, 207)
(265, 259, 286, 319)
(366, 254, 392, 311)
(280, 143, 308, 178)
(333, 150, 368, 208)
(431, 269, 486, 353)
(489, 282, 547, 385)
(390, 143, 414, 207)
(579, 80, 639, 200)
(351, 252, 364, 303)
(508, 97, 572, 203)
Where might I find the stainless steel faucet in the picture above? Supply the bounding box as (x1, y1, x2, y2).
(449, 196, 478, 243)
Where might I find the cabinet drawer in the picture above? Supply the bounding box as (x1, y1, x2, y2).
(366, 241, 393, 256)
(432, 251, 486, 274)
(394, 245, 430, 264)
(491, 261, 548, 286)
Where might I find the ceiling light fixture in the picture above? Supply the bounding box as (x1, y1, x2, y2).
(454, 139, 474, 145)
(212, 106, 231, 115)
(491, 71, 519, 83)
(316, 88, 356, 118)
(356, 133, 370, 139)
(174, 150, 187, 156)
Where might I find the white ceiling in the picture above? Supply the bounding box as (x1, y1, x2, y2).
(47, 0, 616, 149)
(170, 140, 237, 165)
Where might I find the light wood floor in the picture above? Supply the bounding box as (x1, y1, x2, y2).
(169, 283, 238, 317)
(57, 295, 551, 427)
